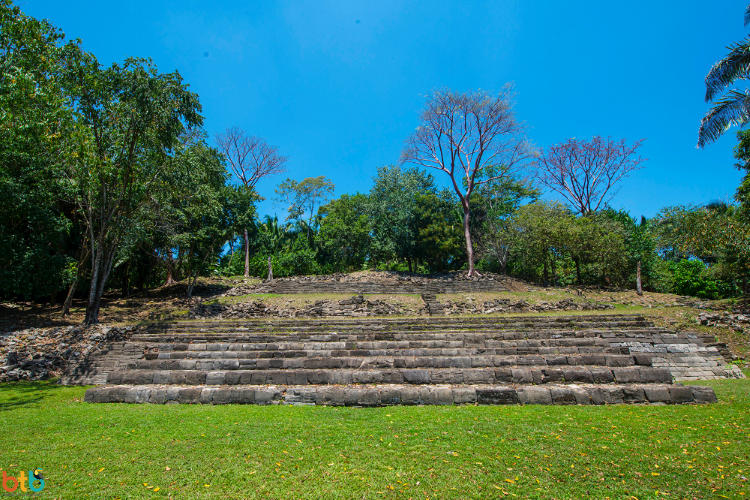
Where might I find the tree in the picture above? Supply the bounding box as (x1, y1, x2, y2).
(317, 194, 371, 272)
(506, 201, 571, 286)
(369, 166, 432, 271)
(215, 126, 288, 278)
(0, 0, 81, 302)
(533, 136, 646, 216)
(63, 53, 202, 324)
(400, 86, 536, 275)
(471, 165, 538, 275)
(274, 176, 334, 239)
(698, 5, 750, 147)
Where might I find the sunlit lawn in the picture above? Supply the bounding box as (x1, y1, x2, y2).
(0, 378, 748, 499)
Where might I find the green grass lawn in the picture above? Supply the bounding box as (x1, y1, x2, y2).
(1, 380, 748, 499)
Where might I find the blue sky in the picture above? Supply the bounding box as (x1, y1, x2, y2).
(21, 0, 749, 219)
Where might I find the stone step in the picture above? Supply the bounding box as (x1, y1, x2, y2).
(131, 353, 648, 370)
(144, 319, 653, 333)
(142, 314, 649, 328)
(142, 347, 631, 360)
(84, 383, 717, 406)
(105, 366, 672, 386)
(129, 328, 684, 344)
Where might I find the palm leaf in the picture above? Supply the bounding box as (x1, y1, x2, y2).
(704, 38, 750, 102)
(698, 89, 750, 147)
(745, 4, 750, 27)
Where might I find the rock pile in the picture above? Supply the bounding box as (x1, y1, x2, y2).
(0, 325, 133, 382)
(444, 298, 615, 315)
(698, 312, 750, 332)
(189, 295, 411, 320)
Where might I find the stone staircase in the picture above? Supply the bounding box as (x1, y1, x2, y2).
(75, 314, 739, 406)
(420, 293, 445, 315)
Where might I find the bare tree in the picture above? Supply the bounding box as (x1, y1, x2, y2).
(216, 126, 288, 277)
(400, 86, 536, 275)
(533, 136, 646, 215)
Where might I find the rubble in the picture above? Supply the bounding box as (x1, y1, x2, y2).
(0, 325, 133, 382)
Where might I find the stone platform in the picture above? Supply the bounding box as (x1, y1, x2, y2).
(73, 314, 740, 406)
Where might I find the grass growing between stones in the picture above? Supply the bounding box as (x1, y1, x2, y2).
(0, 379, 748, 499)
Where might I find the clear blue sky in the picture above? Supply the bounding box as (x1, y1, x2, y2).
(21, 0, 749, 219)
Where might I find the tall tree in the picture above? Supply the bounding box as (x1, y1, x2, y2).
(64, 53, 202, 324)
(400, 86, 536, 275)
(0, 0, 80, 301)
(274, 176, 334, 239)
(698, 5, 750, 147)
(215, 126, 288, 278)
(533, 136, 646, 215)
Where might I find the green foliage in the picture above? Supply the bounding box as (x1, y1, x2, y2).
(368, 165, 461, 271)
(0, 0, 80, 300)
(247, 236, 320, 278)
(317, 194, 370, 272)
(666, 259, 735, 300)
(698, 5, 750, 147)
(653, 203, 749, 297)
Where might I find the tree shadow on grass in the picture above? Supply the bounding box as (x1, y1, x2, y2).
(0, 380, 68, 411)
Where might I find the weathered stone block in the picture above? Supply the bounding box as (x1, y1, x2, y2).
(402, 369, 431, 384)
(353, 371, 383, 384)
(668, 386, 694, 404)
(199, 388, 216, 404)
(84, 387, 108, 403)
(452, 387, 477, 404)
(463, 370, 494, 384)
(511, 368, 533, 384)
(206, 371, 226, 386)
(517, 387, 552, 405)
(589, 368, 615, 384)
(477, 387, 519, 405)
(380, 388, 401, 405)
(643, 386, 671, 403)
(691, 386, 718, 404)
(400, 387, 420, 405)
(317, 387, 345, 406)
(178, 388, 202, 404)
(549, 387, 578, 405)
(622, 387, 646, 403)
(612, 368, 641, 384)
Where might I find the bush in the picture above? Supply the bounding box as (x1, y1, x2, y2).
(666, 260, 736, 299)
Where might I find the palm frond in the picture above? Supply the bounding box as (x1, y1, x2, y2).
(745, 4, 750, 27)
(705, 38, 750, 102)
(698, 89, 750, 147)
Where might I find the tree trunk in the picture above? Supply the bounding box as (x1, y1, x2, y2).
(636, 261, 643, 296)
(407, 257, 412, 273)
(86, 245, 117, 325)
(186, 243, 216, 302)
(574, 257, 582, 286)
(743, 276, 748, 296)
(62, 244, 90, 317)
(121, 264, 129, 297)
(543, 259, 549, 287)
(267, 256, 273, 281)
(244, 228, 250, 278)
(61, 279, 79, 317)
(551, 257, 557, 287)
(163, 250, 176, 286)
(462, 204, 474, 276)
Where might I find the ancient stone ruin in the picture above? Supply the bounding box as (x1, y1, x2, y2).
(74, 313, 739, 406)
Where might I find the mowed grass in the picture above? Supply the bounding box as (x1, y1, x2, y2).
(0, 380, 748, 499)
